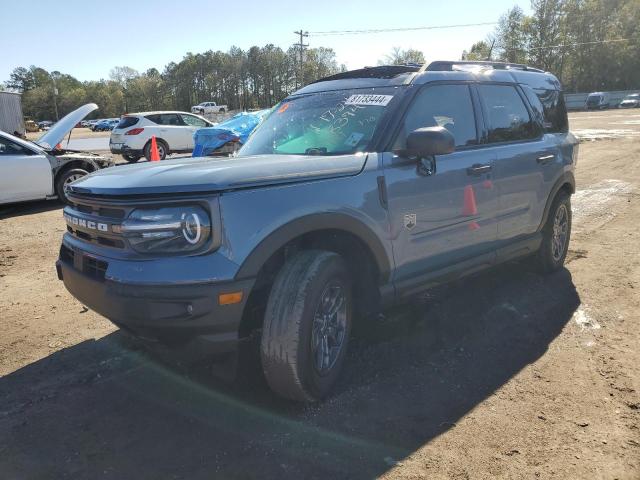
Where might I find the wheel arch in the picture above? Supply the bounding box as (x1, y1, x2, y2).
(236, 212, 391, 282)
(143, 137, 170, 154)
(236, 213, 392, 338)
(53, 159, 98, 180)
(538, 171, 575, 232)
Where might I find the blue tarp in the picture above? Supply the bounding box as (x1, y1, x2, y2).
(192, 109, 270, 157)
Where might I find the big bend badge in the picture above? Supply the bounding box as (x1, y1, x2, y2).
(403, 213, 417, 230)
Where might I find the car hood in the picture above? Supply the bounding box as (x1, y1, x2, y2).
(36, 103, 99, 150)
(68, 153, 368, 196)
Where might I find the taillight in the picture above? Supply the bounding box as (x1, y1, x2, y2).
(125, 128, 144, 135)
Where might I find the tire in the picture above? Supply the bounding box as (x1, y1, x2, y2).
(122, 153, 141, 163)
(535, 190, 572, 273)
(219, 108, 226, 113)
(261, 250, 352, 402)
(143, 140, 168, 161)
(56, 168, 89, 204)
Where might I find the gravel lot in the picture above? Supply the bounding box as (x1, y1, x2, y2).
(1, 109, 639, 479)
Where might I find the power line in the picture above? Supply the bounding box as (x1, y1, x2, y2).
(504, 37, 633, 53)
(308, 21, 498, 37)
(526, 37, 632, 51)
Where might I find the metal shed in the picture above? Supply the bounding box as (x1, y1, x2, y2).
(0, 91, 25, 135)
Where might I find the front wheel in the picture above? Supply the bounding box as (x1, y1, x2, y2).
(56, 168, 89, 204)
(261, 250, 352, 402)
(535, 190, 572, 272)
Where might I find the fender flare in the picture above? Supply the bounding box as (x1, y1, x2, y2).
(538, 171, 575, 231)
(235, 212, 392, 282)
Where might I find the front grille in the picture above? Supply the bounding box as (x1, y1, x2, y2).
(60, 244, 74, 263)
(60, 244, 108, 281)
(65, 199, 128, 249)
(83, 256, 108, 280)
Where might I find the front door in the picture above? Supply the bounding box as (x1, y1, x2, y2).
(383, 83, 498, 291)
(0, 137, 52, 203)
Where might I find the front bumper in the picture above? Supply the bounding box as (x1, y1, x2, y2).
(56, 245, 255, 354)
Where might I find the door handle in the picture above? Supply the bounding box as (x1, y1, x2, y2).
(466, 164, 492, 176)
(537, 154, 555, 164)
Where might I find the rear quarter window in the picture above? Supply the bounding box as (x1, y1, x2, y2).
(117, 117, 139, 129)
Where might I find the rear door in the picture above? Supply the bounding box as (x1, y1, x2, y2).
(0, 136, 52, 203)
(476, 83, 556, 243)
(147, 113, 188, 150)
(179, 114, 209, 150)
(383, 83, 498, 292)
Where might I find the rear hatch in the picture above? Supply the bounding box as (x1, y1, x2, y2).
(111, 116, 140, 144)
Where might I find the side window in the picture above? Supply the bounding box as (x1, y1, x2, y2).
(159, 114, 184, 126)
(478, 84, 540, 143)
(397, 84, 478, 148)
(535, 89, 568, 133)
(0, 138, 34, 156)
(521, 85, 546, 128)
(180, 114, 207, 127)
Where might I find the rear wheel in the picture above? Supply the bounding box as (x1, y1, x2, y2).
(261, 250, 352, 402)
(535, 190, 571, 272)
(56, 168, 89, 204)
(143, 140, 168, 161)
(122, 153, 141, 163)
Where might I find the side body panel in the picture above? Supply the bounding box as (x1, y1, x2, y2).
(224, 154, 393, 282)
(382, 149, 498, 285)
(0, 148, 53, 203)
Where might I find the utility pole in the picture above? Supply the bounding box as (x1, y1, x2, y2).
(293, 29, 309, 89)
(51, 75, 59, 121)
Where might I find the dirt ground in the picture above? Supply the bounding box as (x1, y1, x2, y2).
(1, 109, 639, 479)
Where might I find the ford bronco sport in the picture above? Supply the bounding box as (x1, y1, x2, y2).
(56, 61, 577, 402)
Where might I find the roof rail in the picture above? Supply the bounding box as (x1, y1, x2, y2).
(426, 60, 545, 73)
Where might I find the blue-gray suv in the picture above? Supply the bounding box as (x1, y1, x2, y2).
(57, 61, 578, 402)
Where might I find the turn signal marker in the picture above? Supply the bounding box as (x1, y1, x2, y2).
(219, 292, 243, 306)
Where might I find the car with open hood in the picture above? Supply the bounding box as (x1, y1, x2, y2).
(0, 103, 114, 205)
(57, 62, 577, 402)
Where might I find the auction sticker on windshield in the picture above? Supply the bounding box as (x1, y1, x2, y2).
(345, 94, 393, 107)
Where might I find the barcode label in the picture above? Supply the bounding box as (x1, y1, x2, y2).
(344, 94, 393, 107)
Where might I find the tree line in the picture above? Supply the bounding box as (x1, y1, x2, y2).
(462, 0, 640, 93)
(3, 44, 343, 121)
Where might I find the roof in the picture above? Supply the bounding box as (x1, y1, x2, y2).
(294, 60, 562, 95)
(125, 111, 194, 116)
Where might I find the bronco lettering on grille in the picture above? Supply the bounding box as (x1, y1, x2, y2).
(64, 213, 109, 232)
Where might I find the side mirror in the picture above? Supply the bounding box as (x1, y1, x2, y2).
(404, 126, 455, 157)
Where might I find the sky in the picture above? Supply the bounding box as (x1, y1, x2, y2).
(1, 0, 530, 83)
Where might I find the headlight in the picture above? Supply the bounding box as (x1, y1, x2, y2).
(118, 206, 211, 253)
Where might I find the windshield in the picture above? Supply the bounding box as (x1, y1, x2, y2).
(239, 87, 400, 156)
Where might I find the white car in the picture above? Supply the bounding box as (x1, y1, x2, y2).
(0, 103, 113, 205)
(109, 111, 214, 162)
(191, 102, 227, 115)
(619, 93, 640, 108)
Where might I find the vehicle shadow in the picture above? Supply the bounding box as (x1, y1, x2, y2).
(0, 200, 62, 220)
(0, 263, 579, 479)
